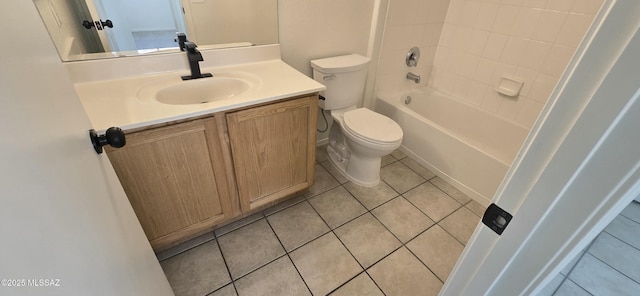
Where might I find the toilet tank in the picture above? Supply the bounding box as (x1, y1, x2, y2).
(310, 54, 371, 110)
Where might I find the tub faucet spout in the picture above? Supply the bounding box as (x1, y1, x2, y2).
(181, 42, 212, 80)
(407, 72, 421, 84)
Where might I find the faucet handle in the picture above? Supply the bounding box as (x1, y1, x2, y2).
(175, 32, 188, 51)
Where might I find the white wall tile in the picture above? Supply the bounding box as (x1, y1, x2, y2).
(482, 33, 508, 60)
(519, 41, 552, 71)
(459, 1, 482, 28)
(521, 0, 548, 9)
(541, 45, 574, 77)
(475, 2, 500, 31)
(500, 37, 528, 65)
(380, 0, 603, 128)
(468, 30, 490, 56)
(474, 58, 498, 85)
(510, 7, 543, 39)
(556, 13, 594, 48)
(571, 0, 604, 14)
(531, 10, 568, 43)
(492, 5, 520, 35)
(529, 73, 557, 103)
(545, 0, 576, 12)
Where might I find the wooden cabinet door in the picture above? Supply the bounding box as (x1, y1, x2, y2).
(227, 96, 318, 211)
(106, 116, 234, 250)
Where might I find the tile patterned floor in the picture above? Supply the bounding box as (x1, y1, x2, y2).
(539, 201, 640, 295)
(157, 147, 486, 296)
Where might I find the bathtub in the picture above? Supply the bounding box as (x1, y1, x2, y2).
(376, 88, 529, 205)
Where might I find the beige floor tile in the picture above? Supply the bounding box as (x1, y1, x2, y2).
(380, 162, 425, 193)
(290, 233, 362, 296)
(316, 145, 329, 163)
(400, 157, 436, 180)
(161, 240, 231, 296)
(303, 164, 340, 198)
(621, 201, 640, 223)
(344, 181, 398, 210)
(381, 154, 397, 167)
(368, 247, 443, 296)
(429, 177, 472, 204)
(309, 186, 367, 229)
(391, 149, 407, 160)
(465, 200, 487, 217)
(537, 273, 565, 296)
(406, 225, 464, 281)
(217, 219, 285, 280)
(335, 213, 401, 268)
(372, 197, 434, 243)
(588, 232, 640, 282)
(267, 201, 330, 252)
(604, 215, 640, 249)
(209, 284, 237, 296)
(439, 207, 481, 245)
(320, 160, 349, 184)
(404, 182, 461, 222)
(234, 256, 310, 296)
(568, 253, 640, 295)
(555, 279, 590, 296)
(330, 273, 384, 296)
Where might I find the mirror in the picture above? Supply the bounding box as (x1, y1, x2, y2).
(33, 0, 278, 61)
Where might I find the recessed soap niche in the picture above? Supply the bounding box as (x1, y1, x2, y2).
(495, 76, 524, 97)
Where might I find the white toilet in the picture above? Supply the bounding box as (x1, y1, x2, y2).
(311, 54, 403, 187)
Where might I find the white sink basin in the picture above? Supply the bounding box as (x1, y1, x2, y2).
(137, 72, 260, 105)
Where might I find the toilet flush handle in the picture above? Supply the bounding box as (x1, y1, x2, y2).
(323, 74, 336, 81)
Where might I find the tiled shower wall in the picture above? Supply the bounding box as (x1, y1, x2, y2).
(431, 0, 604, 127)
(376, 0, 451, 95)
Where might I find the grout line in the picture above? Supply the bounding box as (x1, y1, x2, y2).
(262, 216, 314, 296)
(163, 155, 476, 295)
(213, 237, 237, 295)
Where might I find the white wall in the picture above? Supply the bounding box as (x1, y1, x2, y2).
(184, 0, 278, 45)
(279, 0, 375, 77)
(278, 0, 379, 143)
(431, 0, 604, 128)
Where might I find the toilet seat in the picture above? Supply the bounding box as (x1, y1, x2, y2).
(342, 108, 403, 145)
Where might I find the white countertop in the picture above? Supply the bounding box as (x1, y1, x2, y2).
(75, 59, 325, 132)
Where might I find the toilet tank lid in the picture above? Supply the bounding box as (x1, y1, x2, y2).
(310, 54, 371, 73)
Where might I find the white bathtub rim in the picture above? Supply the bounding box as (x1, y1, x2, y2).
(379, 92, 515, 168)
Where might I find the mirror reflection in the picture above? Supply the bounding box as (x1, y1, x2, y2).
(33, 0, 278, 61)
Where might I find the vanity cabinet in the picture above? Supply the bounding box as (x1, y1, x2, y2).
(106, 115, 235, 250)
(106, 95, 318, 250)
(227, 95, 317, 211)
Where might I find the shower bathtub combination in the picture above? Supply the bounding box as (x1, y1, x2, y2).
(376, 88, 529, 205)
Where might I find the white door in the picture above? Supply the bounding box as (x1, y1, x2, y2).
(441, 1, 640, 295)
(0, 3, 173, 295)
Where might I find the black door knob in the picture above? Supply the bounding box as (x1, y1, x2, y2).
(89, 127, 126, 154)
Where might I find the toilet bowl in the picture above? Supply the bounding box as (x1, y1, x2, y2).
(328, 107, 402, 186)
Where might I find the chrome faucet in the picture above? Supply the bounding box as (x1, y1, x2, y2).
(181, 42, 212, 80)
(407, 72, 421, 84)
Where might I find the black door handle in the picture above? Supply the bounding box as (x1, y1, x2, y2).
(82, 19, 114, 30)
(89, 127, 126, 154)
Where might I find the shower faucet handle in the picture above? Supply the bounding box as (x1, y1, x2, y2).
(406, 47, 421, 67)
